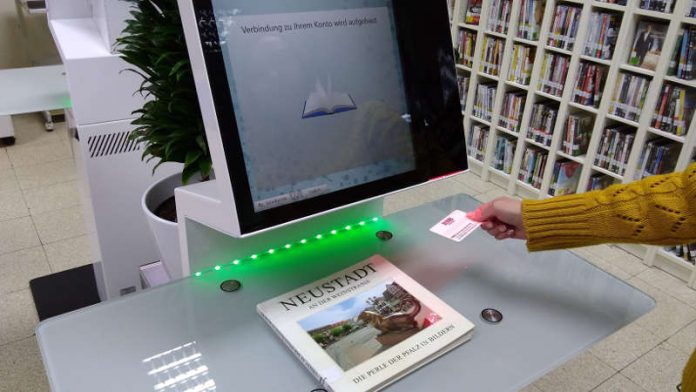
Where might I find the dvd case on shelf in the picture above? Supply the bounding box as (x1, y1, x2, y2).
(528, 101, 558, 147)
(594, 125, 635, 175)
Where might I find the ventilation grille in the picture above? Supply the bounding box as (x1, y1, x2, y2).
(87, 131, 141, 158)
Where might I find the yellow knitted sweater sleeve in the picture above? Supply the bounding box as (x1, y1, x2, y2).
(521, 163, 696, 252)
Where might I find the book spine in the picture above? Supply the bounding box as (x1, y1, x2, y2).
(257, 310, 333, 391)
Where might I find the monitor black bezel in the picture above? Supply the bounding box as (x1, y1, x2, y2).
(191, 0, 467, 234)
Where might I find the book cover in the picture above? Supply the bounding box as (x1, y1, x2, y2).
(629, 21, 669, 71)
(465, 0, 482, 25)
(257, 255, 475, 392)
(554, 161, 581, 196)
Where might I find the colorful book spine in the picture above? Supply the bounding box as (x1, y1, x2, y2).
(548, 5, 581, 51)
(494, 135, 516, 174)
(572, 62, 607, 108)
(583, 12, 621, 60)
(639, 0, 674, 13)
(651, 83, 695, 136)
(480, 36, 504, 76)
(487, 0, 512, 34)
(594, 125, 635, 175)
(499, 92, 526, 132)
(562, 114, 593, 156)
(518, 147, 548, 189)
(517, 0, 544, 41)
(456, 29, 477, 68)
(528, 102, 558, 147)
(473, 83, 497, 121)
(609, 73, 650, 122)
(467, 124, 489, 162)
(508, 44, 535, 85)
(634, 139, 680, 179)
(587, 173, 616, 191)
(538, 53, 570, 97)
(457, 74, 470, 111)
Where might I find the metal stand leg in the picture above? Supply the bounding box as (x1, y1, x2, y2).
(0, 115, 16, 146)
(42, 110, 54, 131)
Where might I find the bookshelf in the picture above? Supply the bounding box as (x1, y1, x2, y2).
(450, 0, 696, 288)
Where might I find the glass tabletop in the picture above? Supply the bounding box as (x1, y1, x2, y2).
(37, 193, 654, 391)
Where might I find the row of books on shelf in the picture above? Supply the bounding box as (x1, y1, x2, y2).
(609, 73, 650, 122)
(665, 244, 696, 265)
(595, 125, 635, 176)
(668, 26, 696, 81)
(517, 0, 543, 41)
(538, 53, 569, 97)
(494, 135, 516, 174)
(519, 147, 548, 188)
(639, 0, 674, 13)
(480, 36, 504, 76)
(528, 101, 558, 147)
(548, 5, 581, 52)
(572, 62, 606, 109)
(457, 74, 469, 111)
(635, 138, 680, 179)
(562, 114, 592, 157)
(487, 0, 512, 34)
(473, 82, 496, 121)
(467, 124, 489, 162)
(509, 44, 534, 85)
(456, 29, 476, 68)
(597, 0, 626, 5)
(499, 92, 525, 133)
(652, 83, 696, 136)
(583, 12, 620, 60)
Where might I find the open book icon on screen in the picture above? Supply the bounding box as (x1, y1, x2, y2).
(302, 77, 357, 119)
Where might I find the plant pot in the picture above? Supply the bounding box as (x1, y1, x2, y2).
(142, 172, 186, 280)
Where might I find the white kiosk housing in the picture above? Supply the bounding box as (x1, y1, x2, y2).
(174, 0, 468, 277)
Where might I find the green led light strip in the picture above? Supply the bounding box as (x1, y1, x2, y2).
(193, 217, 381, 277)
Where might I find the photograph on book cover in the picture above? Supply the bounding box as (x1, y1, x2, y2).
(299, 280, 440, 371)
(629, 21, 669, 71)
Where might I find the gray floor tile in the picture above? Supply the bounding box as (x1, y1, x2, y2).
(0, 337, 49, 392)
(621, 342, 689, 392)
(10, 113, 68, 147)
(0, 189, 29, 221)
(533, 352, 616, 392)
(0, 149, 10, 171)
(6, 141, 71, 168)
(474, 188, 510, 203)
(0, 168, 19, 193)
(23, 181, 80, 215)
(0, 247, 50, 296)
(453, 171, 497, 194)
(519, 384, 544, 392)
(14, 159, 76, 190)
(31, 206, 86, 244)
(589, 322, 662, 371)
(629, 277, 696, 340)
(0, 290, 39, 346)
(43, 235, 93, 274)
(0, 217, 41, 255)
(668, 320, 696, 357)
(592, 373, 647, 392)
(636, 268, 696, 310)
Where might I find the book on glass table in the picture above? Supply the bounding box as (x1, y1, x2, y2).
(257, 254, 475, 392)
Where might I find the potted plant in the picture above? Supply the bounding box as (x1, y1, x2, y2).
(116, 0, 211, 279)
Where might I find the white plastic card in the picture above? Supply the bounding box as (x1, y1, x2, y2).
(430, 210, 481, 242)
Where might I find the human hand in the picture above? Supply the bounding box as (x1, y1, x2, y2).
(467, 197, 527, 240)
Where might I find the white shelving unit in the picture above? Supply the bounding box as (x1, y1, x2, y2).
(450, 0, 696, 289)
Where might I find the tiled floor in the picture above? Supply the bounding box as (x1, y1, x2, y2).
(0, 114, 694, 391)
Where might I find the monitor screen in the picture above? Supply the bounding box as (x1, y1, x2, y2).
(189, 0, 466, 234)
